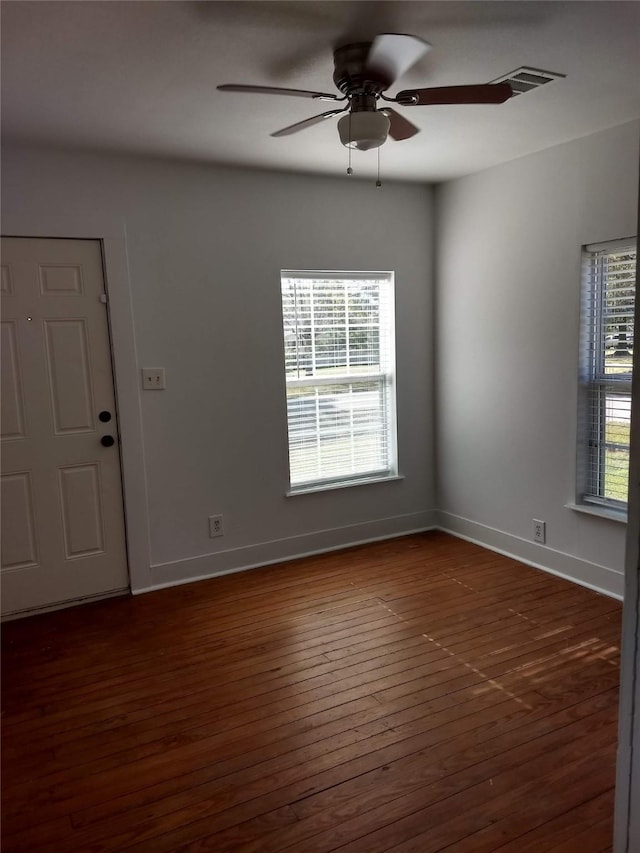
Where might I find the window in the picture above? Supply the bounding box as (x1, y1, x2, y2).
(578, 238, 636, 512)
(281, 270, 397, 493)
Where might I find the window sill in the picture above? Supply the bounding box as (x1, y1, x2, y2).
(565, 502, 627, 523)
(287, 474, 404, 497)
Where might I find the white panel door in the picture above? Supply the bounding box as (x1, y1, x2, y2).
(1, 237, 129, 615)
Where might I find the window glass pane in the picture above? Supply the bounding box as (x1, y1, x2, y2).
(603, 251, 635, 376)
(604, 392, 631, 502)
(287, 380, 390, 485)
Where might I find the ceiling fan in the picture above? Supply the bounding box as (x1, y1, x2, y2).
(218, 34, 513, 151)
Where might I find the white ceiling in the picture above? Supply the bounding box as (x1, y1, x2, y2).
(2, 1, 639, 182)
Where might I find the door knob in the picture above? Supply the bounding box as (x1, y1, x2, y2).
(100, 435, 115, 447)
(99, 410, 112, 423)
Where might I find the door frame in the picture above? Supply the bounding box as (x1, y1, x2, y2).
(613, 170, 640, 852)
(2, 214, 153, 593)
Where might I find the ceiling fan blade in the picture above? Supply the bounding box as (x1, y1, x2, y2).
(217, 84, 340, 102)
(365, 33, 431, 88)
(380, 108, 420, 141)
(396, 82, 513, 106)
(271, 108, 347, 138)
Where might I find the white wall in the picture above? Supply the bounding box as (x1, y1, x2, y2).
(1, 145, 436, 591)
(435, 120, 640, 598)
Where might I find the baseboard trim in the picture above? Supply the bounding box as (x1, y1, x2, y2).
(135, 510, 437, 594)
(4, 511, 624, 615)
(437, 510, 624, 600)
(132, 508, 624, 601)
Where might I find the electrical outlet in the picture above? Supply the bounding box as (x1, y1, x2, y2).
(208, 515, 224, 538)
(533, 519, 546, 544)
(141, 368, 166, 390)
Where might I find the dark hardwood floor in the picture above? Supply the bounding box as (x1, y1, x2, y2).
(1, 531, 621, 852)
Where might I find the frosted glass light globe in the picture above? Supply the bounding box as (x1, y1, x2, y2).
(337, 111, 391, 150)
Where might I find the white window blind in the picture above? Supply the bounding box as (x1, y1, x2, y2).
(578, 239, 636, 510)
(281, 270, 397, 492)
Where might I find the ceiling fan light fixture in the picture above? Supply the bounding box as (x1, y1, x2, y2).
(337, 111, 390, 150)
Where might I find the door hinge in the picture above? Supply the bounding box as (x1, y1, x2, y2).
(100, 294, 108, 304)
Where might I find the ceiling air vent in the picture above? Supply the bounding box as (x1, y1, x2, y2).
(491, 66, 566, 96)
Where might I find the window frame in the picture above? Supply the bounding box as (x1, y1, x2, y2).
(577, 238, 636, 516)
(280, 269, 398, 495)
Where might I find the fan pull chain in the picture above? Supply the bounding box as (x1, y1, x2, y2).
(376, 147, 382, 188)
(347, 113, 353, 175)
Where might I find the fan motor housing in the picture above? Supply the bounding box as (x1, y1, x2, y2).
(332, 42, 390, 95)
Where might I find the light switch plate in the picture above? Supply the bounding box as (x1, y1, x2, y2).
(141, 368, 166, 389)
